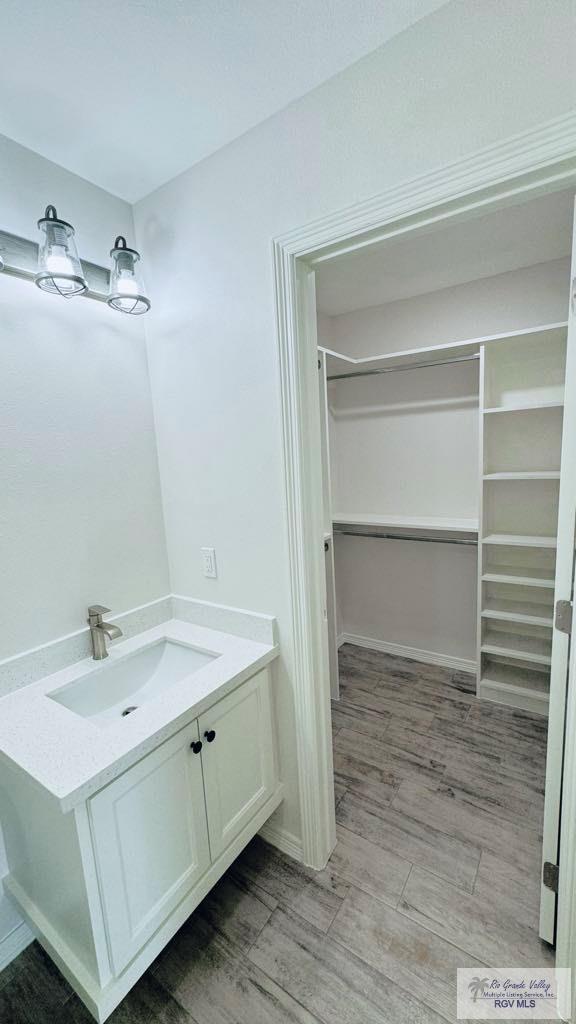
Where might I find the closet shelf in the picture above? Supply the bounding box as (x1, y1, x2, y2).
(482, 567, 555, 589)
(481, 598, 553, 627)
(481, 629, 552, 666)
(322, 321, 567, 377)
(479, 663, 550, 709)
(332, 513, 479, 533)
(482, 533, 557, 549)
(483, 400, 564, 415)
(483, 471, 560, 481)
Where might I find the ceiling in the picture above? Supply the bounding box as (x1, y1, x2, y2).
(315, 189, 574, 316)
(0, 0, 449, 203)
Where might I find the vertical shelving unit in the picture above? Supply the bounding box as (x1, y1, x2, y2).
(477, 326, 567, 714)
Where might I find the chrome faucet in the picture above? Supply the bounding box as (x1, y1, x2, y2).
(88, 605, 123, 660)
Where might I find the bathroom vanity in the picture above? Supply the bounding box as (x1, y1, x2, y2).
(0, 620, 281, 1022)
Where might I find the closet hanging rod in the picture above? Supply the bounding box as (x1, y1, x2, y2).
(327, 352, 479, 381)
(333, 528, 477, 546)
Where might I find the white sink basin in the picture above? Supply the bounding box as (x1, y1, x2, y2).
(49, 639, 219, 728)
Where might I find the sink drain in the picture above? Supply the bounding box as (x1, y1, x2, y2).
(121, 705, 138, 717)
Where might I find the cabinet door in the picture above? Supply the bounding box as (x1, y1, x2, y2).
(199, 668, 276, 860)
(89, 721, 210, 974)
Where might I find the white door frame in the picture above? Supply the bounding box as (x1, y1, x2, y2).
(273, 108, 576, 966)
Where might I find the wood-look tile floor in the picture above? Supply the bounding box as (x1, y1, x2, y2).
(1, 645, 553, 1024)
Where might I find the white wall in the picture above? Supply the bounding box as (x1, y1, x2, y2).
(334, 537, 478, 664)
(134, 0, 575, 843)
(0, 136, 170, 955)
(325, 258, 571, 359)
(326, 258, 568, 665)
(328, 360, 480, 520)
(0, 136, 170, 658)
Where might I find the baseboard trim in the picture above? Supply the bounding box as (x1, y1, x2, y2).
(339, 632, 476, 674)
(0, 919, 34, 972)
(259, 821, 303, 862)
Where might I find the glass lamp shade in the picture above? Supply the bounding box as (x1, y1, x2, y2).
(107, 236, 150, 315)
(35, 205, 87, 297)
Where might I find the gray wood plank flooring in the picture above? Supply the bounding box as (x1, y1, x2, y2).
(1, 645, 552, 1024)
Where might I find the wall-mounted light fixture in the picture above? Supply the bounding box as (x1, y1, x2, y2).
(108, 236, 150, 315)
(0, 205, 151, 315)
(35, 205, 87, 297)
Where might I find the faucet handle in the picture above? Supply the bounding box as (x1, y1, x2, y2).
(88, 604, 110, 622)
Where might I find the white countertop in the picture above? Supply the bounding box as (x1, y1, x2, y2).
(0, 619, 278, 812)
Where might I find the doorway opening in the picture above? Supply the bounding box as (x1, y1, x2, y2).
(273, 127, 576, 1012)
(316, 187, 576, 988)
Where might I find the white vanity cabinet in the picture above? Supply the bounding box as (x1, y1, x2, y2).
(89, 719, 211, 974)
(199, 669, 276, 859)
(89, 668, 276, 974)
(1, 664, 281, 1023)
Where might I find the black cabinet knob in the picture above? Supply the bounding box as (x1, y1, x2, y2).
(204, 729, 216, 743)
(190, 740, 202, 754)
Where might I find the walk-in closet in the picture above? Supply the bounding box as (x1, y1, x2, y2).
(316, 186, 574, 955)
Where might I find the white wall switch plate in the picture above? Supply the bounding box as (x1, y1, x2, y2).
(201, 547, 217, 578)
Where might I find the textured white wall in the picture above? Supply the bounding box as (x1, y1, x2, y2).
(334, 536, 479, 663)
(0, 134, 131, 260)
(0, 137, 170, 658)
(325, 259, 571, 358)
(134, 0, 576, 841)
(0, 137, 170, 950)
(329, 360, 480, 521)
(0, 278, 171, 657)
